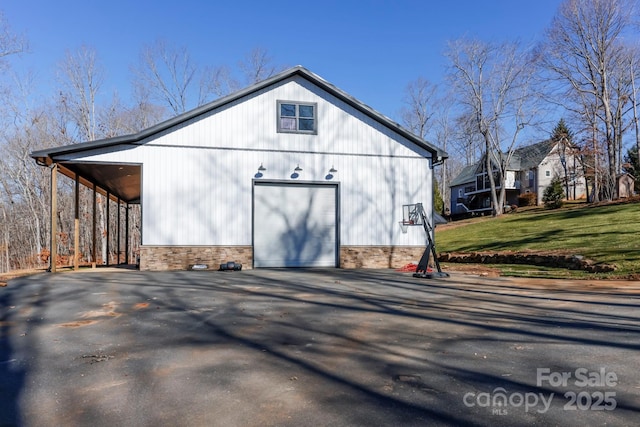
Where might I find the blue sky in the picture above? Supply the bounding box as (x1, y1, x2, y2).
(4, 0, 564, 121)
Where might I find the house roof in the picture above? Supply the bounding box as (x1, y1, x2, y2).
(449, 163, 480, 187)
(617, 172, 636, 180)
(449, 139, 557, 188)
(31, 66, 448, 162)
(513, 139, 555, 170)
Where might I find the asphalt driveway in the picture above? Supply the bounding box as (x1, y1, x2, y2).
(1, 269, 639, 426)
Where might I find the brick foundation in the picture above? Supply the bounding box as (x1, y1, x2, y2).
(140, 246, 253, 271)
(340, 246, 425, 269)
(140, 245, 425, 271)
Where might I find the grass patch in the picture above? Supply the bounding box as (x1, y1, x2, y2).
(436, 200, 640, 278)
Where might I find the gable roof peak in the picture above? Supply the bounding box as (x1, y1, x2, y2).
(32, 65, 447, 161)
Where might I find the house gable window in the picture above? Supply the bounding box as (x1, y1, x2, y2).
(277, 101, 317, 134)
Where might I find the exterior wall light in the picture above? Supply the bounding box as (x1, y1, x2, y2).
(291, 164, 302, 179)
(326, 166, 338, 180)
(255, 163, 266, 179)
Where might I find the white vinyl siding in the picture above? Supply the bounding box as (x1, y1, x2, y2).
(138, 77, 430, 158)
(59, 75, 433, 249)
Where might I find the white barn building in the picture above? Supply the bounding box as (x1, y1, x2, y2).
(32, 66, 448, 271)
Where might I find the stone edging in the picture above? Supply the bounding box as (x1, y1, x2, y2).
(438, 252, 616, 273)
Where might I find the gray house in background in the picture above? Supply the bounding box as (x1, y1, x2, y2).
(449, 139, 586, 217)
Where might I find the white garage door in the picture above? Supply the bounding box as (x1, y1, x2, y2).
(253, 182, 338, 267)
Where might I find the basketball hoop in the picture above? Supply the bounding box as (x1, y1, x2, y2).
(398, 202, 450, 279)
(401, 204, 423, 226)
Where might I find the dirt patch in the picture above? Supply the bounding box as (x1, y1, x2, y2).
(81, 301, 120, 319)
(439, 263, 501, 277)
(59, 319, 99, 328)
(58, 302, 120, 328)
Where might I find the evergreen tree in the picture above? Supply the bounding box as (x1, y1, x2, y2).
(433, 178, 444, 214)
(542, 177, 565, 209)
(550, 119, 574, 199)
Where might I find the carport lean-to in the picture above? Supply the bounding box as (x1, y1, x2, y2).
(32, 147, 141, 272)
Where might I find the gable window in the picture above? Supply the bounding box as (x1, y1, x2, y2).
(278, 101, 317, 134)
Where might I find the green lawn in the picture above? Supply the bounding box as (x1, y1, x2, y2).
(435, 201, 640, 278)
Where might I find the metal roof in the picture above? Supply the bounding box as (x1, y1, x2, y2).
(449, 163, 480, 187)
(449, 140, 558, 188)
(513, 139, 555, 170)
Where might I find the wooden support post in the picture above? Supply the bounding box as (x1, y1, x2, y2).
(117, 198, 121, 264)
(92, 183, 97, 268)
(50, 163, 58, 273)
(125, 204, 130, 264)
(106, 192, 110, 267)
(74, 174, 80, 271)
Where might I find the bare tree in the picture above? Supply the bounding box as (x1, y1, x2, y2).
(127, 83, 169, 131)
(202, 47, 286, 99)
(239, 47, 280, 85)
(401, 77, 438, 139)
(57, 45, 104, 142)
(401, 78, 455, 214)
(0, 105, 63, 270)
(432, 100, 457, 215)
(0, 12, 26, 62)
(133, 43, 286, 114)
(608, 45, 639, 177)
(0, 14, 34, 272)
(617, 44, 640, 182)
(57, 46, 113, 264)
(445, 38, 535, 216)
(539, 0, 637, 199)
(133, 40, 221, 115)
(98, 92, 164, 137)
(631, 45, 640, 165)
(200, 64, 241, 98)
(453, 112, 484, 166)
